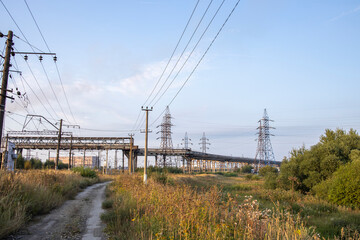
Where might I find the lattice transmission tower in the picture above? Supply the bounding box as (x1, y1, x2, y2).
(181, 132, 193, 150)
(255, 109, 275, 169)
(156, 106, 174, 167)
(199, 132, 210, 153)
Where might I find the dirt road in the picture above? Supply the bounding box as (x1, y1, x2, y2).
(10, 182, 110, 240)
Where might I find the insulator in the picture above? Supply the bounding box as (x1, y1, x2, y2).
(17, 91, 21, 96)
(11, 52, 15, 56)
(39, 55, 43, 61)
(53, 56, 57, 62)
(24, 55, 28, 61)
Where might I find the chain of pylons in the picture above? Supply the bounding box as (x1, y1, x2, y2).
(254, 108, 275, 171)
(156, 106, 174, 167)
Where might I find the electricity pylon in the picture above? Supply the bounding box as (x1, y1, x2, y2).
(199, 132, 210, 153)
(156, 106, 173, 167)
(255, 109, 275, 171)
(181, 132, 193, 150)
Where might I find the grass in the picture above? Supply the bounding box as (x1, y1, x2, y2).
(102, 173, 321, 240)
(0, 169, 99, 238)
(102, 173, 360, 239)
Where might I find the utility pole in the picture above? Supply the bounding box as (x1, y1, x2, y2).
(0, 31, 13, 150)
(142, 106, 152, 184)
(114, 150, 118, 170)
(68, 135, 73, 170)
(1, 134, 8, 170)
(122, 150, 124, 173)
(128, 133, 134, 174)
(55, 119, 63, 170)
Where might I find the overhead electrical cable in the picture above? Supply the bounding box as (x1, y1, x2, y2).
(19, 74, 56, 120)
(148, 0, 215, 107)
(132, 0, 201, 132)
(39, 61, 70, 122)
(151, 0, 226, 108)
(151, 0, 241, 126)
(23, 0, 51, 52)
(142, 0, 201, 107)
(23, 0, 78, 124)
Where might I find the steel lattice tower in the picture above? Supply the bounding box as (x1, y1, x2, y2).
(199, 132, 210, 153)
(255, 109, 275, 169)
(181, 132, 192, 150)
(156, 106, 174, 167)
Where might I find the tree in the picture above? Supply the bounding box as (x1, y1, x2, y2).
(16, 153, 25, 169)
(276, 129, 360, 194)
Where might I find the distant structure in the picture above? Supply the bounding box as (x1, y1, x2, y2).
(49, 156, 99, 168)
(156, 106, 174, 167)
(199, 132, 210, 153)
(181, 132, 193, 150)
(255, 109, 275, 169)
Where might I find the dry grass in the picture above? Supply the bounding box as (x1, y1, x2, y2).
(0, 169, 98, 238)
(103, 174, 321, 240)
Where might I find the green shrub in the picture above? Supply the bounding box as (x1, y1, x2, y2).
(259, 165, 278, 177)
(72, 167, 97, 178)
(327, 160, 360, 208)
(151, 172, 168, 184)
(264, 172, 278, 189)
(240, 165, 253, 173)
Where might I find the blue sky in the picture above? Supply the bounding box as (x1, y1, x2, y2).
(1, 0, 360, 164)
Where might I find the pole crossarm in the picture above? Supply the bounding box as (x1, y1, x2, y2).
(6, 136, 137, 150)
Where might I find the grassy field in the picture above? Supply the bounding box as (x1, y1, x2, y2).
(102, 172, 360, 240)
(0, 169, 102, 238)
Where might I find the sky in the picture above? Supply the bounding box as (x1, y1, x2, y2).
(1, 0, 360, 165)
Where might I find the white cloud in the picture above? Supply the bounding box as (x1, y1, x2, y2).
(329, 4, 360, 22)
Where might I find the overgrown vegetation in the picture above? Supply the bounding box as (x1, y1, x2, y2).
(265, 129, 360, 209)
(72, 166, 98, 178)
(0, 170, 98, 238)
(102, 174, 323, 240)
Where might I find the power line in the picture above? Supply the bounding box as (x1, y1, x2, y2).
(151, 0, 241, 126)
(143, 0, 201, 107)
(19, 73, 56, 120)
(23, 0, 77, 124)
(54, 61, 77, 124)
(23, 0, 51, 52)
(151, 0, 226, 107)
(17, 55, 60, 119)
(148, 0, 216, 107)
(80, 127, 133, 133)
(39, 60, 70, 122)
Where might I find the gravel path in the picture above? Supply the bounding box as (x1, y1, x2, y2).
(9, 182, 110, 240)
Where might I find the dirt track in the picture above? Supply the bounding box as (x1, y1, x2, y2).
(9, 182, 109, 240)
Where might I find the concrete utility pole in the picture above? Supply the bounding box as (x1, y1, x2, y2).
(128, 133, 134, 174)
(55, 119, 63, 170)
(68, 135, 73, 170)
(142, 106, 152, 184)
(0, 31, 13, 150)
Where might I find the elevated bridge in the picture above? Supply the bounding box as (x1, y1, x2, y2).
(136, 148, 280, 172)
(4, 132, 281, 173)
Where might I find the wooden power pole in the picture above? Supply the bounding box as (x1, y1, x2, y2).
(0, 31, 13, 151)
(55, 119, 63, 169)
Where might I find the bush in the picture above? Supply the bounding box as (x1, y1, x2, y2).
(264, 172, 278, 189)
(240, 165, 253, 173)
(24, 161, 32, 170)
(44, 160, 55, 169)
(16, 154, 24, 169)
(259, 165, 278, 177)
(72, 167, 97, 178)
(327, 160, 360, 208)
